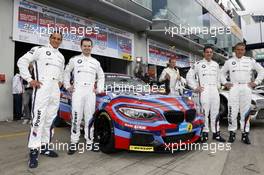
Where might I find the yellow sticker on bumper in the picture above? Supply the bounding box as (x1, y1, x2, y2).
(187, 123, 193, 132)
(129, 145, 154, 152)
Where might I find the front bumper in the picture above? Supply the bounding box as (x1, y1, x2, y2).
(114, 121, 203, 152)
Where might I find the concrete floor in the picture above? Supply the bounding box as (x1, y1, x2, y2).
(0, 120, 264, 175)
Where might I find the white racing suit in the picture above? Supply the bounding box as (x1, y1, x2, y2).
(64, 54, 105, 144)
(17, 44, 65, 149)
(159, 67, 185, 95)
(221, 56, 264, 132)
(186, 59, 221, 133)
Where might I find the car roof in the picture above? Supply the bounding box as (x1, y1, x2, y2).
(105, 73, 134, 79)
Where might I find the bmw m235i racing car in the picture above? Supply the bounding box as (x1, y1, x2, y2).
(58, 73, 204, 153)
(219, 86, 264, 121)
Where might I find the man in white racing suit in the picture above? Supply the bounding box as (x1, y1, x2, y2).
(187, 46, 225, 143)
(17, 31, 65, 168)
(64, 38, 105, 154)
(159, 58, 186, 95)
(221, 42, 264, 144)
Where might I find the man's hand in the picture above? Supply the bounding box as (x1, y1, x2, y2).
(58, 82, 63, 88)
(67, 86, 75, 93)
(176, 75, 181, 81)
(165, 73, 170, 80)
(29, 80, 42, 89)
(224, 83, 233, 90)
(248, 82, 257, 88)
(194, 86, 204, 93)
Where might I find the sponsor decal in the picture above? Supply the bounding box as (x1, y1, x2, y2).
(187, 123, 193, 132)
(34, 110, 41, 127)
(129, 145, 154, 152)
(124, 123, 146, 130)
(73, 111, 78, 134)
(46, 51, 51, 56)
(77, 59, 82, 64)
(228, 106, 232, 125)
(179, 123, 193, 132)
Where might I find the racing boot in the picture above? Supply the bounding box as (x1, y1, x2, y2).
(201, 132, 208, 143)
(228, 131, 236, 143)
(28, 149, 39, 168)
(40, 144, 58, 157)
(241, 132, 251, 144)
(86, 142, 100, 152)
(212, 131, 226, 142)
(68, 143, 78, 155)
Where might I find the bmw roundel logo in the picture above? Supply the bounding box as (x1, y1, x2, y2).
(77, 59, 82, 64)
(202, 65, 206, 68)
(232, 61, 236, 65)
(46, 51, 51, 56)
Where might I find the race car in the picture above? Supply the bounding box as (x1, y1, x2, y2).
(219, 86, 264, 121)
(57, 73, 204, 153)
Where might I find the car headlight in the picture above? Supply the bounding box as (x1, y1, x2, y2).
(118, 107, 160, 121)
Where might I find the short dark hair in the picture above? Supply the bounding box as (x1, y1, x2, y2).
(203, 45, 214, 52)
(80, 37, 93, 46)
(234, 42, 246, 49)
(49, 30, 63, 39)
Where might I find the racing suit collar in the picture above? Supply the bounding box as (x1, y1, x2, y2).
(47, 43, 59, 52)
(168, 67, 176, 70)
(81, 53, 92, 59)
(235, 55, 245, 60)
(203, 58, 212, 64)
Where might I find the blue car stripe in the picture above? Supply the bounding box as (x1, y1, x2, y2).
(175, 97, 190, 110)
(113, 120, 162, 135)
(114, 127, 130, 138)
(60, 103, 71, 113)
(143, 98, 179, 111)
(113, 96, 179, 111)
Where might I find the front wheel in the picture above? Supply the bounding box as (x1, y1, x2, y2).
(53, 111, 67, 127)
(94, 112, 116, 154)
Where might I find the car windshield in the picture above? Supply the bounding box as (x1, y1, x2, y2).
(105, 74, 148, 94)
(105, 74, 146, 86)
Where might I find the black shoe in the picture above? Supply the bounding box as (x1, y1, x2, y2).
(86, 142, 100, 152)
(212, 132, 226, 142)
(241, 132, 251, 144)
(40, 145, 58, 157)
(91, 142, 100, 152)
(68, 143, 78, 155)
(201, 132, 208, 143)
(228, 131, 236, 143)
(28, 149, 39, 168)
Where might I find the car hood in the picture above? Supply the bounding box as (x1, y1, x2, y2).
(103, 93, 194, 111)
(220, 89, 264, 101)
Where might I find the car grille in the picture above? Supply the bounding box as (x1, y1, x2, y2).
(256, 109, 264, 119)
(185, 109, 196, 122)
(130, 133, 155, 146)
(162, 132, 195, 144)
(163, 111, 184, 124)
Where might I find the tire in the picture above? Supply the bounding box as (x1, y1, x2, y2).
(94, 112, 116, 154)
(53, 111, 67, 127)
